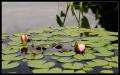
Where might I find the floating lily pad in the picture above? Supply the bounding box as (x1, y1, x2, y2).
(62, 62, 84, 69)
(48, 68, 62, 73)
(28, 60, 55, 69)
(12, 56, 23, 61)
(94, 51, 113, 56)
(57, 57, 76, 63)
(25, 53, 43, 60)
(8, 41, 21, 46)
(2, 48, 19, 54)
(92, 59, 109, 66)
(62, 70, 74, 73)
(75, 70, 86, 73)
(53, 51, 75, 56)
(82, 67, 93, 72)
(102, 65, 112, 69)
(73, 53, 96, 60)
(50, 56, 60, 60)
(109, 62, 118, 68)
(2, 54, 18, 60)
(32, 69, 49, 73)
(13, 32, 29, 36)
(104, 56, 118, 63)
(100, 70, 113, 73)
(2, 61, 19, 69)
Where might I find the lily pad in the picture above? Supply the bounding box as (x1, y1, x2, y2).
(82, 67, 93, 72)
(32, 69, 49, 73)
(2, 54, 18, 60)
(27, 60, 55, 69)
(62, 70, 74, 73)
(108, 62, 118, 68)
(57, 57, 76, 63)
(62, 62, 84, 69)
(53, 51, 75, 56)
(104, 56, 118, 63)
(94, 51, 113, 56)
(48, 68, 62, 73)
(2, 61, 19, 69)
(25, 53, 43, 60)
(102, 65, 112, 69)
(13, 32, 29, 36)
(2, 48, 19, 54)
(75, 70, 86, 73)
(73, 53, 96, 60)
(100, 70, 113, 73)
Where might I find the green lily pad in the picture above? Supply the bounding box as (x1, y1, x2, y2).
(109, 62, 118, 68)
(12, 56, 23, 61)
(2, 47, 19, 54)
(25, 53, 43, 60)
(32, 69, 49, 73)
(50, 56, 60, 60)
(92, 59, 109, 66)
(2, 54, 18, 60)
(53, 51, 75, 56)
(94, 51, 113, 56)
(48, 68, 62, 73)
(8, 41, 21, 46)
(62, 62, 84, 69)
(13, 32, 29, 36)
(100, 70, 114, 73)
(104, 56, 118, 63)
(62, 70, 74, 73)
(32, 35, 47, 41)
(102, 65, 112, 69)
(27, 60, 55, 69)
(57, 57, 76, 63)
(82, 67, 93, 72)
(2, 61, 19, 69)
(73, 53, 96, 60)
(75, 70, 86, 73)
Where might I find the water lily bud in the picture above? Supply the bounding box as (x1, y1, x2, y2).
(20, 35, 28, 44)
(74, 41, 85, 54)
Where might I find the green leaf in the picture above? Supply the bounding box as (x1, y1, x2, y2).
(2, 61, 19, 69)
(27, 60, 55, 69)
(75, 70, 86, 73)
(25, 53, 43, 60)
(94, 51, 113, 56)
(57, 57, 76, 63)
(62, 62, 84, 69)
(2, 54, 18, 60)
(32, 69, 49, 73)
(82, 67, 93, 72)
(100, 70, 113, 73)
(56, 15, 63, 27)
(73, 53, 96, 60)
(61, 10, 66, 17)
(49, 68, 62, 73)
(62, 70, 74, 73)
(81, 16, 90, 28)
(53, 51, 75, 56)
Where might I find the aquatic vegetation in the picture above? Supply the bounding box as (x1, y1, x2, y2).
(2, 26, 118, 73)
(100, 70, 114, 73)
(2, 60, 19, 69)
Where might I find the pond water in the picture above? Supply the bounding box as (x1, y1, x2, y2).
(2, 26, 118, 74)
(2, 2, 99, 35)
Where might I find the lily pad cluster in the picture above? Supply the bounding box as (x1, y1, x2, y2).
(2, 26, 118, 73)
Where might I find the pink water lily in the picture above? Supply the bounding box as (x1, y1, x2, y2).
(20, 35, 28, 45)
(74, 41, 85, 54)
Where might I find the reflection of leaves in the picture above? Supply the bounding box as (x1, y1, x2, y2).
(81, 16, 90, 28)
(61, 11, 66, 17)
(71, 4, 75, 16)
(56, 15, 63, 27)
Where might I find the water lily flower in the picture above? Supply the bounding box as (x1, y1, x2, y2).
(20, 35, 28, 44)
(74, 41, 85, 54)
